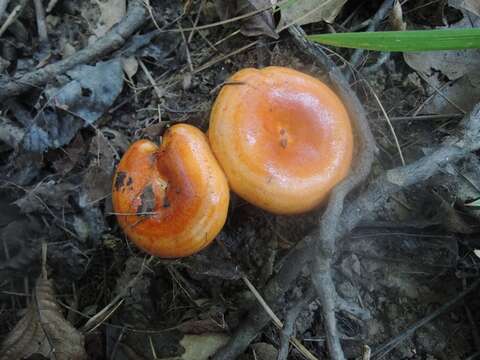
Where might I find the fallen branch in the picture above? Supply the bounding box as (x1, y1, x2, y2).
(0, 0, 147, 100)
(213, 26, 480, 358)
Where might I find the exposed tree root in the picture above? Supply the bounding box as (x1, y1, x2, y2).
(213, 25, 480, 359)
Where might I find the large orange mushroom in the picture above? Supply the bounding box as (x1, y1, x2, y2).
(112, 124, 229, 258)
(208, 66, 353, 214)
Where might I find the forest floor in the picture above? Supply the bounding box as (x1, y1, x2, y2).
(0, 0, 479, 359)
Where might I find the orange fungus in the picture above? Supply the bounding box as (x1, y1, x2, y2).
(112, 124, 230, 258)
(208, 67, 354, 214)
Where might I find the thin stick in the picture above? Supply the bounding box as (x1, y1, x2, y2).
(417, 73, 466, 115)
(138, 59, 163, 100)
(242, 275, 319, 360)
(390, 113, 463, 121)
(187, 0, 205, 43)
(0, 4, 21, 37)
(362, 345, 372, 360)
(33, 0, 49, 45)
(46, 0, 59, 13)
(367, 82, 405, 165)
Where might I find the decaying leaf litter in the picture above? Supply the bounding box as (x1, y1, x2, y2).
(0, 0, 479, 359)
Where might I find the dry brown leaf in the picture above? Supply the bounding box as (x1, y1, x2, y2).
(0, 277, 87, 360)
(215, 0, 278, 39)
(163, 334, 230, 360)
(404, 6, 480, 81)
(277, 0, 347, 28)
(404, 13, 480, 114)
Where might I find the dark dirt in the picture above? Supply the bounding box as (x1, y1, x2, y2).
(0, 0, 479, 359)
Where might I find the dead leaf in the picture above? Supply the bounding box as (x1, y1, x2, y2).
(422, 75, 480, 114)
(215, 0, 279, 39)
(122, 56, 139, 78)
(51, 134, 86, 175)
(22, 60, 124, 153)
(277, 0, 347, 28)
(404, 14, 480, 114)
(449, 0, 480, 16)
(404, 11, 480, 80)
(251, 342, 278, 360)
(0, 277, 87, 360)
(83, 131, 116, 203)
(14, 180, 77, 213)
(93, 0, 126, 38)
(163, 334, 230, 360)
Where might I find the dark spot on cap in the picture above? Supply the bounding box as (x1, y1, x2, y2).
(137, 184, 156, 215)
(127, 177, 133, 186)
(114, 172, 127, 191)
(163, 195, 171, 208)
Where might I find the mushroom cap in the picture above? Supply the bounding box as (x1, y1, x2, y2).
(208, 66, 353, 214)
(112, 124, 229, 258)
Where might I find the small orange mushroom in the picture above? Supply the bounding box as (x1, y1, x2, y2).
(208, 66, 353, 214)
(112, 124, 229, 258)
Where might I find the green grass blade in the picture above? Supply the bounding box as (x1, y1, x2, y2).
(307, 29, 480, 52)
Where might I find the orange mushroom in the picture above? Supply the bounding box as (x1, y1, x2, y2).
(112, 124, 229, 258)
(208, 66, 353, 214)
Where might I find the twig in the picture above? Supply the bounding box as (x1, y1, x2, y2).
(417, 72, 466, 115)
(33, 0, 49, 46)
(138, 59, 163, 100)
(390, 113, 463, 122)
(178, 21, 194, 73)
(277, 288, 316, 360)
(242, 275, 318, 360)
(0, 0, 147, 100)
(367, 82, 405, 165)
(187, 0, 205, 43)
(46, 0, 59, 13)
(347, 0, 396, 80)
(0, 2, 23, 37)
(362, 345, 372, 360)
(109, 326, 126, 360)
(372, 278, 480, 359)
